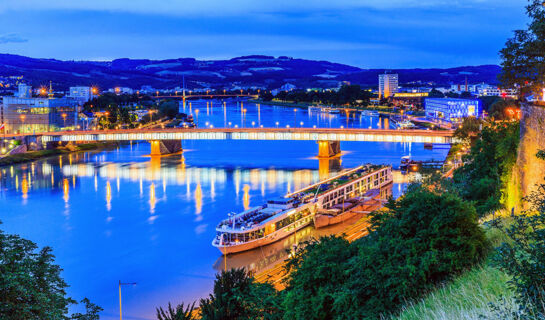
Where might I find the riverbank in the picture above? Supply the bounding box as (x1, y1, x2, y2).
(0, 142, 120, 167)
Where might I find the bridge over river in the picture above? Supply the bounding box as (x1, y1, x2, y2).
(12, 128, 455, 158)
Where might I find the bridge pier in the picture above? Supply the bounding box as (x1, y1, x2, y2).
(317, 140, 341, 158)
(150, 140, 182, 156)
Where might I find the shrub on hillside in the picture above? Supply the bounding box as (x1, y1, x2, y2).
(282, 236, 357, 319)
(453, 122, 519, 216)
(282, 184, 489, 319)
(199, 268, 281, 320)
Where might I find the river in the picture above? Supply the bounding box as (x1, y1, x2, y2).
(0, 101, 449, 320)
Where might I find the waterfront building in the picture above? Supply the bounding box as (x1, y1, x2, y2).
(379, 73, 399, 98)
(67, 86, 97, 103)
(425, 98, 480, 124)
(1, 85, 81, 134)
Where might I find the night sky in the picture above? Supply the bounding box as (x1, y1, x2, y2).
(0, 0, 529, 68)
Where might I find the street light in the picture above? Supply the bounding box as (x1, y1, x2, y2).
(118, 281, 136, 320)
(61, 113, 67, 129)
(275, 121, 279, 128)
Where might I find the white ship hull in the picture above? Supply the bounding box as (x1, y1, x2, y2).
(213, 216, 313, 255)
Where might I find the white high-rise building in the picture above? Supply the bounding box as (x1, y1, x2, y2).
(379, 74, 399, 98)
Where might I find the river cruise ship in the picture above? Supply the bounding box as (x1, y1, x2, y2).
(212, 164, 393, 254)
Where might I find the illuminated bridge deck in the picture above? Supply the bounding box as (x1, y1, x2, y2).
(38, 128, 456, 144)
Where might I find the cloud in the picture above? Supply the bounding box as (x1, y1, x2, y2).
(0, 0, 525, 16)
(0, 33, 27, 44)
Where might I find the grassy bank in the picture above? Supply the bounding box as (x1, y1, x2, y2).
(393, 221, 514, 320)
(0, 142, 119, 166)
(394, 264, 513, 320)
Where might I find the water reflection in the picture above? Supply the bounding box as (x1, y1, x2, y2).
(0, 102, 447, 320)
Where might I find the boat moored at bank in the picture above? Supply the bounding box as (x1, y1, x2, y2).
(212, 164, 393, 254)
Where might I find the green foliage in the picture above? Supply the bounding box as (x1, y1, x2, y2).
(0, 224, 101, 319)
(480, 96, 503, 113)
(492, 151, 545, 318)
(260, 91, 274, 101)
(282, 236, 357, 320)
(275, 85, 373, 106)
(454, 116, 482, 140)
(489, 99, 518, 120)
(158, 101, 179, 119)
(199, 268, 281, 320)
(156, 302, 195, 320)
(70, 298, 103, 320)
(428, 89, 445, 98)
(499, 0, 545, 96)
(453, 122, 520, 216)
(281, 185, 488, 319)
(83, 93, 148, 112)
(460, 91, 473, 98)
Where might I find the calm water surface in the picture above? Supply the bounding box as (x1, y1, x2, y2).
(0, 101, 449, 319)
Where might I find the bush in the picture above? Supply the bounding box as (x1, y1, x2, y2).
(282, 236, 357, 319)
(453, 122, 520, 216)
(199, 268, 281, 320)
(0, 223, 102, 319)
(281, 184, 488, 319)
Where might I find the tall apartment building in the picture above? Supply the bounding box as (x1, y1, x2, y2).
(379, 74, 399, 98)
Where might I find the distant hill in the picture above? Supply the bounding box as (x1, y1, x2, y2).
(0, 54, 501, 90)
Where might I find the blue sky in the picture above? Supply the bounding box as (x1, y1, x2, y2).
(0, 0, 529, 68)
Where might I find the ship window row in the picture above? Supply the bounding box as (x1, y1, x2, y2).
(219, 229, 265, 244)
(275, 208, 311, 230)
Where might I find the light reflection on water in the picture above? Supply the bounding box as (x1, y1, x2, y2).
(0, 101, 448, 320)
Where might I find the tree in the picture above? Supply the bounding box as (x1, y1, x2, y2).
(454, 116, 482, 141)
(71, 298, 103, 320)
(260, 91, 273, 101)
(489, 99, 518, 119)
(282, 184, 488, 320)
(479, 96, 503, 113)
(282, 236, 357, 320)
(453, 122, 520, 216)
(499, 0, 545, 97)
(158, 101, 179, 119)
(428, 88, 444, 98)
(156, 302, 195, 320)
(338, 185, 488, 319)
(0, 223, 101, 320)
(199, 268, 281, 320)
(460, 91, 473, 98)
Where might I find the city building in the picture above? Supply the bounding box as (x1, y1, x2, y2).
(379, 73, 399, 98)
(390, 92, 429, 108)
(1, 85, 81, 134)
(425, 98, 480, 124)
(478, 86, 518, 99)
(108, 87, 134, 94)
(16, 83, 32, 98)
(67, 86, 97, 103)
